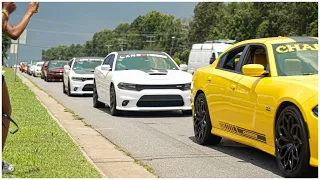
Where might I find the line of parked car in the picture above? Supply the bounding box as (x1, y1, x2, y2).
(19, 37, 317, 178)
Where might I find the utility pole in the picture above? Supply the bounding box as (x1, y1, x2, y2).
(106, 45, 112, 54)
(146, 35, 156, 47)
(14, 38, 20, 82)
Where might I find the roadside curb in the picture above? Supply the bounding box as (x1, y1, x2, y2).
(17, 72, 157, 178)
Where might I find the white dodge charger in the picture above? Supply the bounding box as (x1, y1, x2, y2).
(93, 51, 192, 116)
(63, 57, 103, 96)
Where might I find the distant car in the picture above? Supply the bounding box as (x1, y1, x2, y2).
(187, 40, 235, 74)
(41, 61, 49, 79)
(63, 57, 103, 96)
(191, 36, 318, 177)
(27, 61, 38, 75)
(33, 61, 44, 77)
(93, 50, 192, 116)
(20, 63, 27, 72)
(43, 60, 68, 82)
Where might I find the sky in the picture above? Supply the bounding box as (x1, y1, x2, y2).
(6, 2, 197, 65)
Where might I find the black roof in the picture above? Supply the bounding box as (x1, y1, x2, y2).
(117, 50, 165, 55)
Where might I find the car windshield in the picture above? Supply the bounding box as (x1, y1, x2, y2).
(49, 62, 67, 68)
(115, 53, 178, 71)
(72, 58, 102, 70)
(32, 62, 38, 65)
(37, 63, 43, 66)
(273, 42, 318, 76)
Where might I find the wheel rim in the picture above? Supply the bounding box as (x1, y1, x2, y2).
(275, 110, 303, 173)
(110, 87, 115, 112)
(194, 95, 207, 141)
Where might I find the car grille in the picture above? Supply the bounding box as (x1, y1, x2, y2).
(82, 84, 94, 91)
(137, 95, 184, 107)
(136, 84, 185, 91)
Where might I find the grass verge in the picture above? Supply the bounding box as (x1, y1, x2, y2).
(2, 68, 101, 178)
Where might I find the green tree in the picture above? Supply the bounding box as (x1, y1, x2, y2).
(2, 34, 11, 59)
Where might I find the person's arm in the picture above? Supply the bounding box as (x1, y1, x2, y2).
(2, 2, 16, 32)
(4, 12, 33, 40)
(3, 2, 39, 40)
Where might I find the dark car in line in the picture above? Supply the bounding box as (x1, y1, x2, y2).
(42, 60, 68, 82)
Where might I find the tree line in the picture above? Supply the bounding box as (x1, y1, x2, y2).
(2, 2, 318, 64)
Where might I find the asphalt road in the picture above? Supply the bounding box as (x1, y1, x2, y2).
(20, 72, 316, 178)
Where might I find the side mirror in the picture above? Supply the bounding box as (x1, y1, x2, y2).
(209, 57, 216, 64)
(101, 64, 111, 71)
(242, 64, 267, 77)
(64, 65, 70, 70)
(179, 64, 188, 71)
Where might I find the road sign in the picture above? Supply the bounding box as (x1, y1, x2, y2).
(10, 44, 18, 54)
(11, 29, 27, 44)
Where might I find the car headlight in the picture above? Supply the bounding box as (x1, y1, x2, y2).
(182, 83, 191, 91)
(117, 82, 138, 91)
(312, 105, 318, 117)
(71, 76, 83, 82)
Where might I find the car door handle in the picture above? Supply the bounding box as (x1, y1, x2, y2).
(207, 77, 212, 82)
(230, 84, 236, 91)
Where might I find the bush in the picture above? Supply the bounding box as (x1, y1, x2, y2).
(173, 57, 182, 65)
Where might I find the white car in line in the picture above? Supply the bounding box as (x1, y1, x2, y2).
(63, 57, 104, 96)
(93, 50, 192, 116)
(33, 61, 44, 77)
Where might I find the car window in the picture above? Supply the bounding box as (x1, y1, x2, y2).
(218, 46, 245, 72)
(68, 59, 73, 67)
(103, 56, 110, 65)
(272, 42, 318, 76)
(241, 45, 269, 72)
(115, 53, 178, 71)
(108, 55, 115, 69)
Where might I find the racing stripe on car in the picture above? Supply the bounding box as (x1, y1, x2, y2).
(219, 121, 266, 143)
(288, 36, 318, 42)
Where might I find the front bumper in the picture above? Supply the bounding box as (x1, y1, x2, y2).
(34, 70, 41, 76)
(302, 95, 318, 167)
(116, 88, 191, 111)
(47, 73, 63, 81)
(69, 80, 94, 94)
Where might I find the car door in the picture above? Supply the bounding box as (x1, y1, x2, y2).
(104, 54, 116, 105)
(231, 44, 271, 144)
(205, 45, 247, 129)
(96, 56, 110, 101)
(64, 59, 73, 87)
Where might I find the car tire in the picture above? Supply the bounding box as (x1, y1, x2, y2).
(67, 80, 72, 97)
(93, 81, 105, 108)
(182, 110, 192, 115)
(275, 105, 311, 178)
(109, 84, 121, 116)
(193, 93, 221, 145)
(62, 79, 66, 94)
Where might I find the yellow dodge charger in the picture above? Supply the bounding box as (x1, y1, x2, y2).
(191, 36, 318, 177)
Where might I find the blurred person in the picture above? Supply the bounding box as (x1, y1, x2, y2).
(2, 2, 39, 174)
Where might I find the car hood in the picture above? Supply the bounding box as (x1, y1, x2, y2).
(113, 69, 192, 84)
(49, 68, 64, 72)
(73, 69, 95, 75)
(278, 75, 318, 91)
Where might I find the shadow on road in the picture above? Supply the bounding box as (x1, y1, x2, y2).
(94, 106, 191, 118)
(188, 136, 318, 178)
